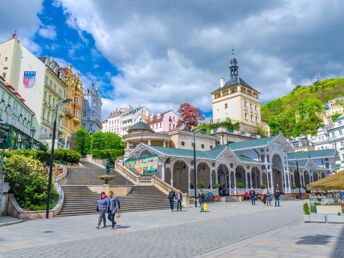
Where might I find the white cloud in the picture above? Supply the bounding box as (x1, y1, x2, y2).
(0, 0, 43, 53)
(38, 25, 57, 40)
(57, 0, 344, 117)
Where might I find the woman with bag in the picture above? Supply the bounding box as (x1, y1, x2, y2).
(96, 192, 108, 229)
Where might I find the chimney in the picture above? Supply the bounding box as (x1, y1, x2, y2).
(220, 77, 225, 87)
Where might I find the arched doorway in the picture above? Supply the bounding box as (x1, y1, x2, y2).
(304, 171, 311, 185)
(251, 167, 260, 189)
(294, 169, 301, 187)
(165, 168, 171, 185)
(197, 162, 211, 189)
(313, 172, 319, 182)
(173, 160, 188, 192)
(272, 154, 283, 190)
(217, 164, 229, 189)
(235, 165, 246, 188)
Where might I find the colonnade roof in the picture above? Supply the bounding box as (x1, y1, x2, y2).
(227, 135, 279, 151)
(287, 149, 337, 160)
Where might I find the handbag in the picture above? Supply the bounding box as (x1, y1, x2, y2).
(115, 213, 121, 219)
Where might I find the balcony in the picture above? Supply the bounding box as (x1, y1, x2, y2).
(64, 108, 74, 117)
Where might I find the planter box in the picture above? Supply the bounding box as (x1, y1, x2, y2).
(327, 215, 344, 223)
(316, 205, 342, 214)
(304, 214, 326, 223)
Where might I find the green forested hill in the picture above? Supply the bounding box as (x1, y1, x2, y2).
(261, 78, 344, 137)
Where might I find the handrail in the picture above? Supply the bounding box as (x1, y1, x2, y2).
(152, 175, 185, 195)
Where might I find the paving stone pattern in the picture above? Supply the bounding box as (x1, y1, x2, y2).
(0, 202, 304, 258)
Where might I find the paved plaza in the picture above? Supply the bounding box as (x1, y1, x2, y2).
(0, 201, 343, 257)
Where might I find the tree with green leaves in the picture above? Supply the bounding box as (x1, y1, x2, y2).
(72, 128, 91, 156)
(91, 131, 125, 151)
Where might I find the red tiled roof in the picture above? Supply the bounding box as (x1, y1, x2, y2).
(0, 75, 26, 103)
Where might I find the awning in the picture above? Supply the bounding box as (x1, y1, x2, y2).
(308, 171, 344, 190)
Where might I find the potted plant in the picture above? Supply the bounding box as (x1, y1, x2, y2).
(236, 181, 245, 189)
(197, 180, 205, 189)
(212, 183, 221, 189)
(303, 202, 311, 222)
(260, 184, 267, 190)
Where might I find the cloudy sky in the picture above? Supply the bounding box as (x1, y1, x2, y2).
(1, 0, 344, 118)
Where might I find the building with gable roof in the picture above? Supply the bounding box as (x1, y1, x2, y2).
(124, 134, 338, 195)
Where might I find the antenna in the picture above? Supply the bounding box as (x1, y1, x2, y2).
(316, 72, 320, 82)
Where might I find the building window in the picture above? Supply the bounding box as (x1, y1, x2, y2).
(2, 72, 6, 79)
(210, 145, 213, 149)
(5, 57, 8, 61)
(245, 113, 248, 120)
(225, 103, 228, 109)
(201, 144, 205, 149)
(181, 141, 185, 146)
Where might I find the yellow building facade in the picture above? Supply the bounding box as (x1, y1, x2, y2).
(60, 65, 83, 144)
(40, 57, 68, 148)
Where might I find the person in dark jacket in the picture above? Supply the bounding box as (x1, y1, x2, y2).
(107, 191, 120, 229)
(249, 188, 256, 205)
(168, 190, 175, 212)
(274, 185, 281, 207)
(97, 192, 108, 229)
(176, 190, 183, 211)
(199, 191, 205, 212)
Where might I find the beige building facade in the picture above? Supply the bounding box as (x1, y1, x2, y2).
(212, 56, 261, 133)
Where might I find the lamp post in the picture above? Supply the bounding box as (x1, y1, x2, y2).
(193, 130, 197, 207)
(46, 98, 72, 219)
(295, 151, 302, 200)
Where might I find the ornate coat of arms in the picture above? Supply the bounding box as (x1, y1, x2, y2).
(23, 71, 36, 88)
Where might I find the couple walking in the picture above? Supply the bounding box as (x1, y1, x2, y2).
(97, 191, 121, 229)
(168, 190, 183, 212)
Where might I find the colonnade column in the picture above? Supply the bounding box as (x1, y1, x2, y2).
(161, 163, 165, 181)
(234, 172, 237, 194)
(148, 139, 151, 146)
(188, 167, 191, 195)
(170, 169, 174, 187)
(245, 171, 249, 190)
(209, 170, 213, 190)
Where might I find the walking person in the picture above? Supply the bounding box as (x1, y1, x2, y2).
(249, 188, 256, 205)
(266, 189, 272, 206)
(176, 190, 183, 212)
(199, 190, 205, 212)
(107, 191, 120, 229)
(96, 192, 108, 229)
(168, 190, 175, 212)
(274, 185, 281, 207)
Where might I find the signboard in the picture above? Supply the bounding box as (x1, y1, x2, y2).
(23, 71, 36, 88)
(124, 155, 158, 175)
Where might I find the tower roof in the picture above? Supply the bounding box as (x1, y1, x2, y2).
(212, 52, 259, 94)
(128, 121, 153, 133)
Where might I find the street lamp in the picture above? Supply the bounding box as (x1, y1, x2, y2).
(295, 151, 302, 200)
(46, 98, 72, 219)
(193, 130, 197, 207)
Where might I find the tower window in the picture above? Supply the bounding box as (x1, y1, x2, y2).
(245, 113, 248, 120)
(225, 103, 228, 109)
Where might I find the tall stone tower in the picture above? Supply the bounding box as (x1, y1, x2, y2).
(211, 52, 261, 133)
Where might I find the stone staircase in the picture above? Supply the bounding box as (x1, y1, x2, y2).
(59, 185, 171, 217)
(58, 161, 173, 216)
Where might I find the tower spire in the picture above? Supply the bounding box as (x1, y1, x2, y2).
(229, 49, 239, 81)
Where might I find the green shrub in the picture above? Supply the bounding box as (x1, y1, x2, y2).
(212, 183, 221, 189)
(303, 203, 311, 215)
(260, 184, 267, 189)
(54, 149, 81, 164)
(3, 154, 58, 211)
(291, 185, 297, 190)
(197, 181, 205, 189)
(92, 149, 123, 160)
(36, 151, 50, 165)
(236, 181, 245, 189)
(338, 212, 342, 216)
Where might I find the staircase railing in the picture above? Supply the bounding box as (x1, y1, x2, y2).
(116, 162, 188, 204)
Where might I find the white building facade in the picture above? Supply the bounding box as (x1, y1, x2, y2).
(102, 106, 149, 136)
(0, 35, 46, 139)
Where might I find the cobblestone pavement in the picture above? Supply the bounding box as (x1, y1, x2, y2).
(0, 201, 341, 258)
